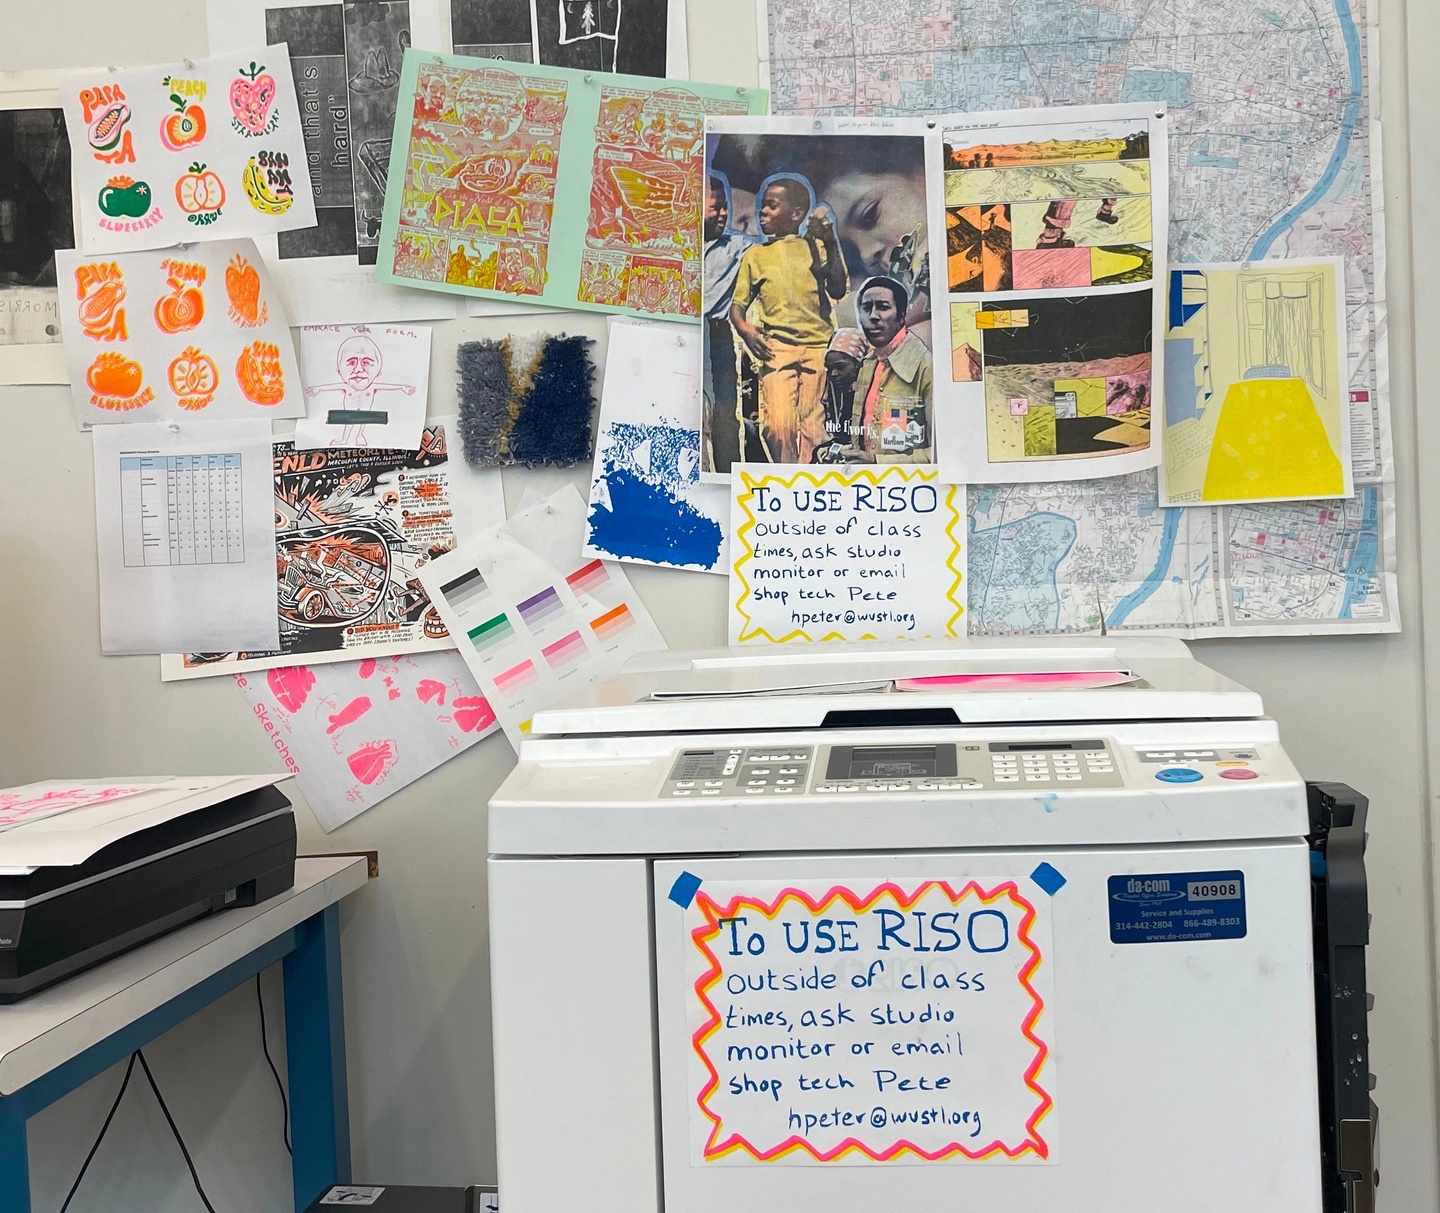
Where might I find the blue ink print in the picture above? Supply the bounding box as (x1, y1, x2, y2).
(588, 423, 724, 571)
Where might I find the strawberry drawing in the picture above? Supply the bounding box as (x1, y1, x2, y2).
(230, 61, 278, 136)
(416, 679, 447, 705)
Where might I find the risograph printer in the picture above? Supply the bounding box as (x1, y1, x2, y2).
(486, 638, 1377, 1213)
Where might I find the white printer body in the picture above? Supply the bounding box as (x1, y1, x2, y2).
(487, 638, 1323, 1211)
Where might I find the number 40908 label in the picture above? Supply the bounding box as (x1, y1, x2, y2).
(1107, 870, 1247, 944)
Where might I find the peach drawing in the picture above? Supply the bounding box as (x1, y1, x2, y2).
(236, 340, 286, 405)
(225, 253, 267, 327)
(416, 679, 447, 705)
(85, 352, 148, 407)
(166, 346, 219, 410)
(160, 97, 207, 152)
(154, 264, 205, 333)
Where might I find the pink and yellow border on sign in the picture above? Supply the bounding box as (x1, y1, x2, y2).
(731, 465, 965, 644)
(688, 880, 1053, 1164)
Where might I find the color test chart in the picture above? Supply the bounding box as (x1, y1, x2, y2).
(416, 486, 667, 747)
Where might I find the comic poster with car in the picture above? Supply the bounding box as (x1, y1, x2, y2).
(59, 45, 316, 253)
(161, 422, 460, 681)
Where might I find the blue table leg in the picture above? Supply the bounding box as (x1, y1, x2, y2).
(283, 903, 351, 1212)
(0, 1107, 30, 1213)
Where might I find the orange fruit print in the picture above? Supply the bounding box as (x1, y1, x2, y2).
(86, 352, 145, 404)
(225, 253, 267, 327)
(154, 283, 204, 333)
(160, 98, 206, 152)
(236, 340, 286, 405)
(167, 345, 219, 410)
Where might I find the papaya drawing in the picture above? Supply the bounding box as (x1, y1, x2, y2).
(166, 346, 219, 411)
(224, 254, 267, 327)
(87, 99, 129, 152)
(86, 352, 148, 408)
(80, 85, 135, 164)
(74, 264, 127, 341)
(236, 340, 286, 405)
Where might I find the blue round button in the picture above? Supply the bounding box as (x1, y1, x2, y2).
(1156, 767, 1203, 783)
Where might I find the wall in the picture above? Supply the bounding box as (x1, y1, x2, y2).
(0, 0, 1434, 1209)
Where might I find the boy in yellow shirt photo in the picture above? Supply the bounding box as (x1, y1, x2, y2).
(729, 176, 850, 465)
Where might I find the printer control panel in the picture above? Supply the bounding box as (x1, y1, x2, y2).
(664, 747, 816, 798)
(814, 740, 1123, 793)
(659, 741, 1128, 798)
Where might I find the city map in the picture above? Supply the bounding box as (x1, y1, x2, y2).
(967, 474, 1395, 637)
(763, 0, 1398, 636)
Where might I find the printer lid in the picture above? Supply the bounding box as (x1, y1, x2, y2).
(528, 637, 1264, 738)
(0, 775, 291, 871)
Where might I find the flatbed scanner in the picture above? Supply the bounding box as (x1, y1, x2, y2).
(487, 637, 1376, 1213)
(0, 776, 296, 1001)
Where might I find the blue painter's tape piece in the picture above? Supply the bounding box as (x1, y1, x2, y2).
(1030, 862, 1067, 897)
(669, 871, 702, 909)
(1310, 850, 1328, 879)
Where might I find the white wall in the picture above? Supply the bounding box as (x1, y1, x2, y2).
(1, 0, 1435, 1209)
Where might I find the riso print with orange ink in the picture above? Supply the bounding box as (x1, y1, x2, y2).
(55, 239, 304, 429)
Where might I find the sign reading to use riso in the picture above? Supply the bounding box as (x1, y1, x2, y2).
(728, 465, 964, 644)
(679, 876, 1055, 1164)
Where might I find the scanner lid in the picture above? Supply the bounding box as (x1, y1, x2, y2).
(527, 637, 1264, 738)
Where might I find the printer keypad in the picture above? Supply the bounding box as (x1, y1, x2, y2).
(665, 741, 1132, 798)
(663, 747, 814, 798)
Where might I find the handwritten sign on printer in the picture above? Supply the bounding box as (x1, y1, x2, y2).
(728, 464, 964, 644)
(681, 876, 1055, 1164)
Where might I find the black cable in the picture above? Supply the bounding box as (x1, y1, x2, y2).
(59, 1052, 137, 1213)
(135, 1050, 217, 1213)
(256, 973, 292, 1154)
(60, 989, 290, 1213)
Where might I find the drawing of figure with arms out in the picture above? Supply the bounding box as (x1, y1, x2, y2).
(305, 333, 416, 446)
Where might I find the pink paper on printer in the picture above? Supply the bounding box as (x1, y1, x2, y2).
(895, 671, 1138, 692)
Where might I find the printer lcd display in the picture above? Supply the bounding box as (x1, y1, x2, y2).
(827, 745, 958, 780)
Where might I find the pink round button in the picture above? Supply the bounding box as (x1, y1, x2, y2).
(1219, 768, 1258, 780)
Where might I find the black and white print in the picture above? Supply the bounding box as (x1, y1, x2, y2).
(267, 1, 411, 263)
(0, 105, 73, 346)
(450, 0, 535, 62)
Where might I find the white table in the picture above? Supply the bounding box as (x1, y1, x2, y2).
(0, 855, 369, 1213)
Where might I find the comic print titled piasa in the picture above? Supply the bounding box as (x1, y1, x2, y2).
(60, 45, 316, 253)
(163, 423, 462, 681)
(376, 49, 765, 320)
